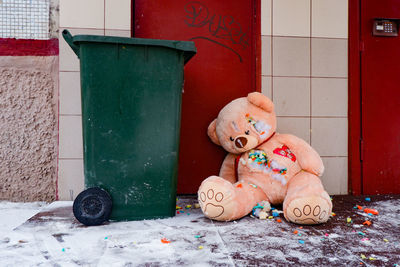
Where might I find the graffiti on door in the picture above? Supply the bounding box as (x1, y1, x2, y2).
(184, 1, 249, 62)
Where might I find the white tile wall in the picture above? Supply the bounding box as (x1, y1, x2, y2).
(277, 117, 311, 144)
(312, 0, 348, 38)
(321, 157, 348, 195)
(273, 0, 310, 37)
(60, 0, 104, 29)
(261, 0, 272, 36)
(105, 0, 131, 30)
(311, 118, 348, 157)
(59, 115, 84, 158)
(273, 77, 310, 116)
(58, 159, 85, 200)
(59, 71, 82, 115)
(312, 78, 348, 117)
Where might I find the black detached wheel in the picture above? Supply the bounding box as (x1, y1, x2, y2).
(73, 187, 112, 226)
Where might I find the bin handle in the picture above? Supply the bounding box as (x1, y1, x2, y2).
(62, 29, 80, 57)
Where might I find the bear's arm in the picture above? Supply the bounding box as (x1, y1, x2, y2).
(219, 153, 238, 184)
(274, 133, 324, 177)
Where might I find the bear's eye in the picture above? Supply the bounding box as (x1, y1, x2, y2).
(245, 130, 250, 135)
(229, 137, 234, 141)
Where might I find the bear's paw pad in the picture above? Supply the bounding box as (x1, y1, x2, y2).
(198, 179, 236, 221)
(286, 197, 331, 225)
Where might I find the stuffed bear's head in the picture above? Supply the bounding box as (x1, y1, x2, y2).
(208, 92, 277, 154)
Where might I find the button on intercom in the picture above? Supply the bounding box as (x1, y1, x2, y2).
(373, 19, 399, 37)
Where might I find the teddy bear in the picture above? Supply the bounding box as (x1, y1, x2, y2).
(198, 92, 332, 224)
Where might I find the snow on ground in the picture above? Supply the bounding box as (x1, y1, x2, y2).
(0, 201, 46, 231)
(0, 196, 399, 266)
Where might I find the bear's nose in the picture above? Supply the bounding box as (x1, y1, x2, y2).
(235, 137, 248, 148)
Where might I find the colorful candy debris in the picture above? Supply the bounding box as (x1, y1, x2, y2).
(364, 208, 378, 215)
(185, 205, 192, 209)
(384, 238, 389, 242)
(176, 206, 182, 210)
(362, 220, 372, 226)
(276, 219, 282, 223)
(360, 254, 366, 259)
(198, 246, 204, 249)
(365, 197, 371, 201)
(161, 238, 171, 244)
(298, 240, 305, 244)
(347, 217, 352, 223)
(293, 230, 298, 234)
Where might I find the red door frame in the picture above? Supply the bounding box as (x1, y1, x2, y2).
(130, 0, 261, 92)
(348, 0, 362, 195)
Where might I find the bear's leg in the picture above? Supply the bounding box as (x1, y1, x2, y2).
(283, 172, 332, 225)
(198, 176, 268, 221)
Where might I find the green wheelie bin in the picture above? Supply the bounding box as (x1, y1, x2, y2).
(62, 30, 196, 226)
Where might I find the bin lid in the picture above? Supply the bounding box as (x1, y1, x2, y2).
(71, 34, 197, 64)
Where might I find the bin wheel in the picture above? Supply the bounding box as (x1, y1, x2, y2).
(73, 187, 112, 226)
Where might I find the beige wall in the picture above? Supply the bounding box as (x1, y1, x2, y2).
(261, 0, 348, 194)
(0, 56, 58, 201)
(58, 0, 131, 200)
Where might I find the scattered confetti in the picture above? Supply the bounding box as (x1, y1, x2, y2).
(361, 254, 366, 259)
(194, 235, 201, 238)
(161, 238, 171, 244)
(198, 246, 203, 249)
(358, 232, 366, 236)
(276, 219, 282, 223)
(325, 233, 329, 237)
(362, 220, 372, 226)
(298, 240, 305, 244)
(361, 238, 369, 241)
(62, 248, 65, 252)
(365, 197, 371, 201)
(347, 217, 352, 223)
(293, 230, 298, 234)
(298, 233, 302, 237)
(176, 206, 182, 210)
(364, 208, 378, 215)
(369, 257, 376, 261)
(357, 205, 363, 210)
(384, 238, 389, 242)
(185, 205, 192, 209)
(272, 211, 279, 217)
(268, 216, 274, 219)
(104, 237, 108, 240)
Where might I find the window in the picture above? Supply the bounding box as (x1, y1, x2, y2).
(0, 0, 50, 40)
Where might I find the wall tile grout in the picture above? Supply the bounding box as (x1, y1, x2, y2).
(271, 0, 274, 101)
(310, 0, 313, 145)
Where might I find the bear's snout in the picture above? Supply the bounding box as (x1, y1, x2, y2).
(235, 137, 248, 148)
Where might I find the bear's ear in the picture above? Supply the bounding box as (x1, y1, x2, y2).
(207, 119, 221, 146)
(247, 92, 274, 113)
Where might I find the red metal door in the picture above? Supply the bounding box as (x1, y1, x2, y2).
(361, 0, 400, 194)
(134, 1, 259, 193)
